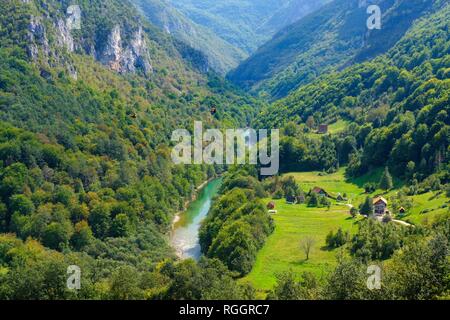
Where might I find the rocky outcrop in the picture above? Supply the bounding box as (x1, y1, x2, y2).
(26, 14, 152, 77)
(27, 16, 49, 60)
(55, 19, 75, 53)
(98, 25, 152, 75)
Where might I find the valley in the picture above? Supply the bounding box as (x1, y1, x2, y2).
(0, 0, 448, 301)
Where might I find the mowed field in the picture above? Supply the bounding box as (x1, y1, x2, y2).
(242, 169, 368, 293)
(242, 201, 360, 292)
(242, 168, 449, 294)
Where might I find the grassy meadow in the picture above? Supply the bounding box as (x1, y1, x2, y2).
(242, 200, 360, 293)
(242, 168, 449, 295)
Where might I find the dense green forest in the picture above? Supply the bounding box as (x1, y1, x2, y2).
(256, 0, 449, 182)
(0, 0, 262, 299)
(199, 166, 273, 276)
(229, 0, 442, 99)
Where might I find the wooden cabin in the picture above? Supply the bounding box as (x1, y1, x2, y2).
(310, 187, 329, 198)
(297, 194, 306, 204)
(373, 197, 388, 216)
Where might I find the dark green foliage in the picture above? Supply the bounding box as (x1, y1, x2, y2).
(200, 168, 274, 276)
(307, 193, 320, 207)
(363, 182, 377, 194)
(0, 0, 267, 300)
(256, 2, 450, 182)
(323, 256, 371, 300)
(350, 207, 359, 218)
(350, 219, 407, 261)
(42, 222, 72, 250)
(359, 197, 373, 216)
(110, 214, 130, 238)
(160, 257, 255, 300)
(323, 232, 450, 300)
(326, 228, 349, 249)
(379, 167, 394, 190)
(70, 221, 93, 250)
(9, 195, 35, 216)
(267, 271, 321, 300)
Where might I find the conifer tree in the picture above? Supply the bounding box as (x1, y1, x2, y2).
(379, 167, 393, 191)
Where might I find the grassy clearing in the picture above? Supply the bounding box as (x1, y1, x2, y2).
(400, 192, 449, 225)
(242, 200, 360, 293)
(243, 168, 448, 295)
(306, 120, 349, 140)
(328, 120, 349, 134)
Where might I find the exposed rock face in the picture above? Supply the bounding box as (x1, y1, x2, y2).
(27, 16, 49, 60)
(98, 25, 153, 75)
(26, 14, 152, 77)
(55, 19, 75, 53)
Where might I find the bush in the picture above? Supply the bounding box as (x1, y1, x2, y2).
(110, 214, 130, 237)
(350, 207, 359, 218)
(70, 221, 93, 250)
(363, 182, 377, 193)
(326, 228, 349, 249)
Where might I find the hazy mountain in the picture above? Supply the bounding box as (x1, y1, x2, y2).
(229, 0, 438, 99)
(131, 0, 246, 74)
(168, 0, 330, 55)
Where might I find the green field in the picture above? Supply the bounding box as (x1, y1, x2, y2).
(400, 192, 449, 225)
(242, 200, 359, 293)
(242, 168, 449, 294)
(306, 120, 350, 140)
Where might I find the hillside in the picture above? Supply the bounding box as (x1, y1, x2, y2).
(229, 0, 439, 99)
(131, 0, 246, 74)
(169, 0, 329, 55)
(255, 0, 449, 186)
(0, 0, 263, 299)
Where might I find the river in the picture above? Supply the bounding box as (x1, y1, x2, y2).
(170, 178, 222, 260)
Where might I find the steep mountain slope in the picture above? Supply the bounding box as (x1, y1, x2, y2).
(169, 0, 329, 55)
(131, 0, 246, 74)
(256, 0, 449, 179)
(0, 0, 263, 299)
(229, 0, 439, 99)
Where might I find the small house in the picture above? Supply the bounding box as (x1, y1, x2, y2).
(267, 201, 276, 210)
(310, 187, 329, 198)
(297, 194, 306, 204)
(373, 197, 388, 216)
(317, 124, 329, 134)
(399, 207, 406, 214)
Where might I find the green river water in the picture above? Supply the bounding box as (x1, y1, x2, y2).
(170, 178, 222, 260)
